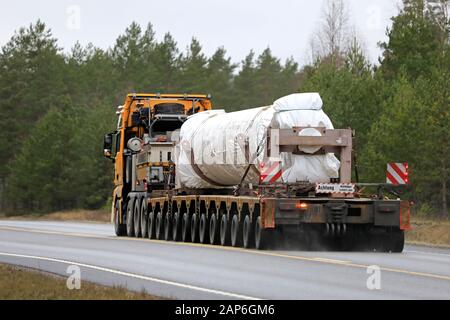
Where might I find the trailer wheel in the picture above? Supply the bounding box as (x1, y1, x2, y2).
(155, 211, 163, 240)
(370, 231, 387, 252)
(148, 212, 155, 240)
(387, 229, 404, 253)
(209, 214, 219, 245)
(172, 212, 181, 242)
(140, 200, 148, 238)
(126, 198, 135, 237)
(231, 214, 243, 247)
(164, 213, 172, 241)
(243, 215, 255, 249)
(255, 217, 269, 250)
(199, 213, 209, 244)
(114, 200, 127, 237)
(181, 212, 190, 242)
(220, 214, 231, 246)
(133, 198, 141, 238)
(190, 214, 199, 243)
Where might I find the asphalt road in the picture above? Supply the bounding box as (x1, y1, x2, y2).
(0, 220, 449, 300)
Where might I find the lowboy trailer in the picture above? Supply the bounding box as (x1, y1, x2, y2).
(104, 93, 411, 252)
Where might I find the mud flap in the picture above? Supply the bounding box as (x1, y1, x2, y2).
(400, 200, 412, 231)
(261, 199, 276, 229)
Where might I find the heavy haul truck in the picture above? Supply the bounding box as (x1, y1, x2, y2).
(103, 93, 410, 252)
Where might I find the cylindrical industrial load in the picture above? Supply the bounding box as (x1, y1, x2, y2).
(174, 93, 340, 189)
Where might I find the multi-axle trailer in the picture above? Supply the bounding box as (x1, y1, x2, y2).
(104, 93, 410, 252)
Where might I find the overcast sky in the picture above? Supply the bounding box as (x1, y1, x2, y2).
(0, 0, 401, 66)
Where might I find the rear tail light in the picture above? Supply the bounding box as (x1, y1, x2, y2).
(296, 203, 308, 210)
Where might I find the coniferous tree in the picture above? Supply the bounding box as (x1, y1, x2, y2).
(179, 38, 208, 93)
(206, 47, 236, 107)
(254, 48, 283, 106)
(149, 33, 181, 92)
(232, 51, 258, 110)
(379, 0, 442, 80)
(6, 100, 79, 212)
(0, 20, 66, 189)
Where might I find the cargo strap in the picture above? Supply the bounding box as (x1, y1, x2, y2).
(190, 149, 228, 187)
(243, 106, 273, 178)
(186, 114, 229, 187)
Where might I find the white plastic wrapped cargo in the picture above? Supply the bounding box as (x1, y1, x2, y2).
(272, 93, 340, 183)
(175, 93, 340, 189)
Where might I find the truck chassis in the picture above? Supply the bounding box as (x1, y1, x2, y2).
(114, 192, 409, 252)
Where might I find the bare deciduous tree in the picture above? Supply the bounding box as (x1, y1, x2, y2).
(427, 0, 450, 45)
(310, 0, 351, 64)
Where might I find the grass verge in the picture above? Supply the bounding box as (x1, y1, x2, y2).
(0, 263, 162, 300)
(0, 209, 111, 223)
(406, 217, 450, 248)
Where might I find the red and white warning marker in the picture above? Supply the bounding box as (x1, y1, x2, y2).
(387, 163, 409, 185)
(260, 160, 283, 184)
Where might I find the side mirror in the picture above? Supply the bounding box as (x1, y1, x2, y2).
(103, 133, 113, 159)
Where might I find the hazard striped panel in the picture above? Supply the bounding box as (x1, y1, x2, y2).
(387, 163, 409, 185)
(260, 160, 283, 184)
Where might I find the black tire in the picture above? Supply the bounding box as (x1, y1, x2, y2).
(155, 212, 163, 240)
(181, 212, 190, 242)
(298, 226, 313, 251)
(148, 212, 155, 239)
(191, 214, 199, 243)
(164, 213, 172, 241)
(387, 229, 405, 253)
(350, 228, 370, 252)
(209, 214, 219, 245)
(220, 214, 231, 246)
(172, 212, 181, 242)
(370, 232, 386, 252)
(199, 213, 209, 244)
(133, 198, 141, 238)
(231, 214, 243, 247)
(140, 200, 148, 238)
(126, 198, 135, 237)
(243, 215, 255, 249)
(114, 200, 127, 237)
(255, 216, 271, 250)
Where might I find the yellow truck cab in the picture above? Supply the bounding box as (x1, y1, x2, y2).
(103, 94, 212, 235)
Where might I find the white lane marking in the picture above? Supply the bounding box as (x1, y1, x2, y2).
(0, 252, 261, 300)
(313, 257, 351, 264)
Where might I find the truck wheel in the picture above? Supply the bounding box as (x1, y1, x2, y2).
(181, 212, 190, 242)
(114, 200, 127, 237)
(220, 214, 231, 246)
(148, 212, 155, 240)
(172, 212, 181, 242)
(155, 212, 163, 240)
(140, 200, 148, 238)
(370, 231, 386, 252)
(164, 213, 172, 241)
(133, 198, 141, 238)
(243, 215, 255, 249)
(199, 213, 209, 244)
(209, 214, 219, 245)
(126, 198, 135, 237)
(387, 229, 404, 253)
(231, 214, 243, 247)
(190, 214, 199, 243)
(255, 216, 272, 250)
